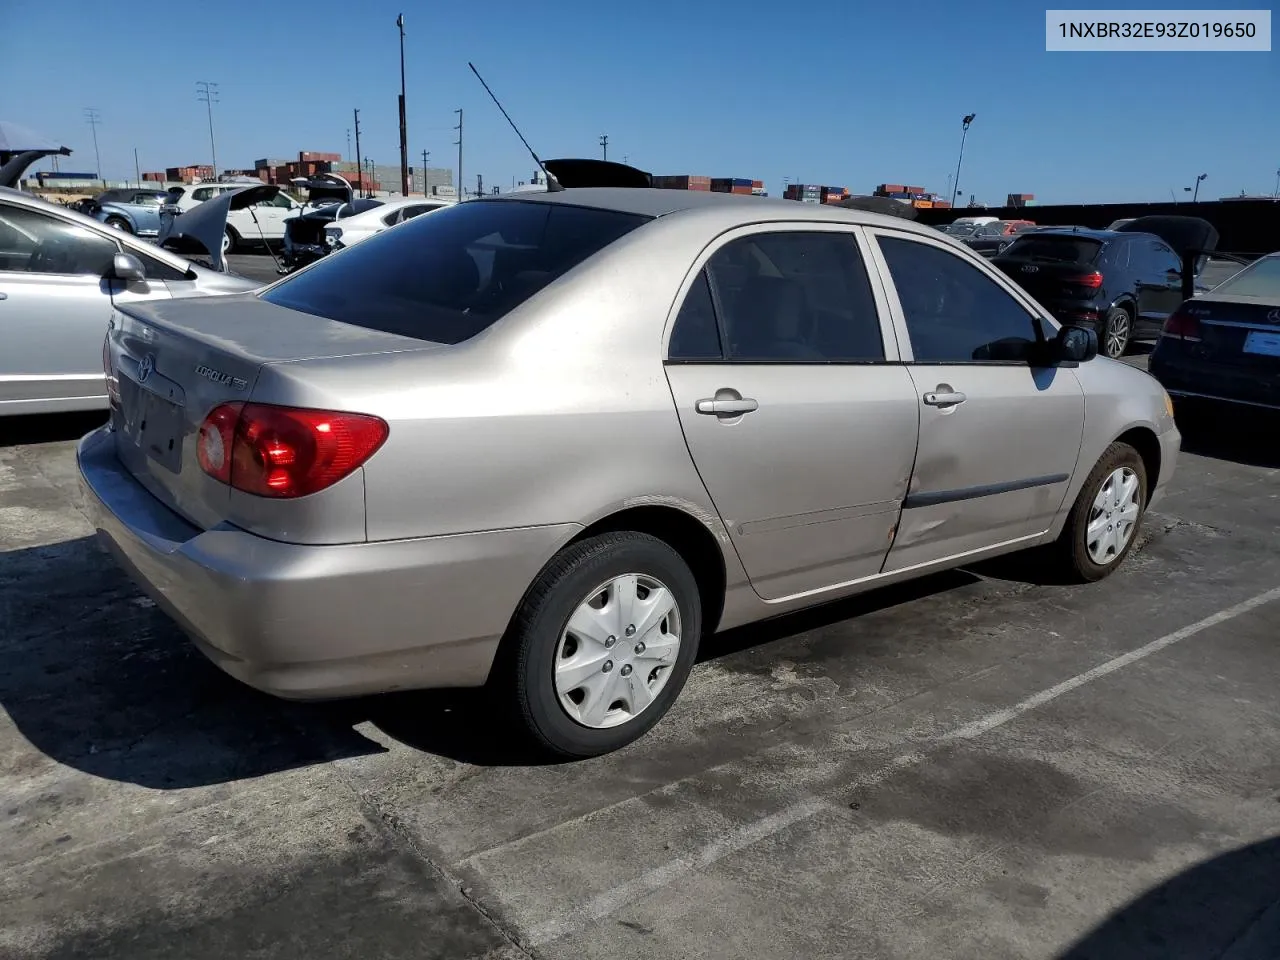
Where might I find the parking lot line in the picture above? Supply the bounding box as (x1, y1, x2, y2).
(525, 585, 1280, 948)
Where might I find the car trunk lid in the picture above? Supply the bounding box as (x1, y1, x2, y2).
(106, 294, 438, 531)
(1182, 296, 1280, 369)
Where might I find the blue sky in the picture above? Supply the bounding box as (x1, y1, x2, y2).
(1, 0, 1276, 202)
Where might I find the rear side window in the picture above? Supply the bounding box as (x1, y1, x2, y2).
(192, 187, 217, 201)
(1002, 235, 1103, 264)
(668, 271, 722, 359)
(704, 231, 885, 361)
(166, 187, 185, 203)
(1214, 256, 1280, 298)
(261, 200, 651, 344)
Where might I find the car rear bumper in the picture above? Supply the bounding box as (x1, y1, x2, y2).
(77, 426, 577, 699)
(1150, 345, 1280, 412)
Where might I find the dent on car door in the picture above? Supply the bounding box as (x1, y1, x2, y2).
(869, 232, 1086, 572)
(0, 204, 123, 409)
(662, 227, 920, 602)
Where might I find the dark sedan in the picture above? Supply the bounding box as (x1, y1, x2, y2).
(1149, 252, 1280, 412)
(960, 219, 1036, 257)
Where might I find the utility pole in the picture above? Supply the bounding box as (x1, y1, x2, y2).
(950, 113, 975, 210)
(420, 149, 430, 193)
(196, 81, 220, 177)
(476, 173, 483, 197)
(599, 134, 608, 160)
(84, 108, 103, 186)
(346, 129, 351, 162)
(133, 147, 141, 186)
(353, 108, 363, 197)
(454, 109, 463, 198)
(396, 14, 410, 196)
(623, 154, 629, 165)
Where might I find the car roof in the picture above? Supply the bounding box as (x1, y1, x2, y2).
(1023, 227, 1128, 241)
(482, 187, 944, 236)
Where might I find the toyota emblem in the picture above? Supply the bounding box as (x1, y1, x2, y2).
(137, 353, 155, 383)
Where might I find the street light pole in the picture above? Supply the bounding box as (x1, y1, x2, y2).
(396, 14, 410, 196)
(454, 109, 463, 198)
(196, 81, 219, 178)
(950, 113, 975, 210)
(84, 108, 103, 186)
(1192, 172, 1207, 202)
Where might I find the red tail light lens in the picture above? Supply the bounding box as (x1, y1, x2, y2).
(1161, 309, 1202, 341)
(1070, 271, 1104, 289)
(197, 403, 388, 498)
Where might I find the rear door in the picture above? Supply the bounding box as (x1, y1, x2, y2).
(663, 225, 920, 602)
(0, 201, 123, 409)
(867, 230, 1086, 572)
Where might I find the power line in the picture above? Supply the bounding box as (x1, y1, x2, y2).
(196, 81, 220, 177)
(84, 108, 103, 186)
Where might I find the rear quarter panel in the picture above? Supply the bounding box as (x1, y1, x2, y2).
(1045, 356, 1177, 540)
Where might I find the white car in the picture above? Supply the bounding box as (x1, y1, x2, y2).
(324, 196, 455, 250)
(162, 182, 303, 253)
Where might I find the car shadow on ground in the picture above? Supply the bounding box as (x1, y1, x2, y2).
(0, 411, 108, 449)
(1175, 404, 1280, 469)
(1057, 836, 1280, 959)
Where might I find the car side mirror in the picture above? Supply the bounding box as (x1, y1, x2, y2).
(111, 252, 146, 282)
(1056, 324, 1098, 364)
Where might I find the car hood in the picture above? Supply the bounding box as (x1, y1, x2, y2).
(157, 184, 280, 272)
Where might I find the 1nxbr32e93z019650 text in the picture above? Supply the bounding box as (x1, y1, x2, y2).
(1046, 9, 1271, 51)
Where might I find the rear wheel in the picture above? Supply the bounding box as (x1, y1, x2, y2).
(1051, 441, 1148, 582)
(1103, 306, 1132, 359)
(105, 216, 132, 233)
(501, 532, 701, 758)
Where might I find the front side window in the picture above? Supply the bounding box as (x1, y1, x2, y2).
(0, 204, 119, 276)
(704, 231, 885, 362)
(261, 200, 651, 345)
(878, 235, 1041, 363)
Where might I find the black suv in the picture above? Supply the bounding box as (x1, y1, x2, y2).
(991, 229, 1188, 358)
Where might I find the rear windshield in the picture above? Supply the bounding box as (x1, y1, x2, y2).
(1001, 235, 1103, 264)
(261, 199, 652, 344)
(1212, 256, 1280, 299)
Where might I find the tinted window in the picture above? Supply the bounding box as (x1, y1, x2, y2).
(1149, 241, 1181, 275)
(165, 187, 185, 204)
(133, 249, 190, 282)
(192, 187, 216, 201)
(879, 236, 1040, 363)
(0, 204, 118, 276)
(704, 231, 884, 361)
(1001, 234, 1103, 264)
(1214, 255, 1280, 298)
(261, 200, 650, 345)
(401, 204, 439, 221)
(668, 270, 722, 360)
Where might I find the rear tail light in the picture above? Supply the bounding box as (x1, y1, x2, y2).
(1070, 271, 1104, 289)
(197, 402, 388, 498)
(1161, 308, 1202, 341)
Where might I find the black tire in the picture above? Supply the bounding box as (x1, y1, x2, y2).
(105, 216, 132, 234)
(1103, 306, 1132, 359)
(501, 532, 702, 758)
(223, 227, 239, 255)
(1052, 441, 1148, 583)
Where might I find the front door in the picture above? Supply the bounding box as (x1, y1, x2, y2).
(0, 202, 125, 410)
(1135, 238, 1185, 336)
(868, 230, 1087, 572)
(663, 226, 920, 602)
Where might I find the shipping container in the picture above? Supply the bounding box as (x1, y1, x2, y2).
(877, 184, 905, 194)
(933, 200, 952, 209)
(913, 200, 933, 208)
(905, 186, 924, 194)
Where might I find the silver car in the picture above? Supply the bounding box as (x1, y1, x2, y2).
(77, 189, 1181, 757)
(0, 187, 259, 416)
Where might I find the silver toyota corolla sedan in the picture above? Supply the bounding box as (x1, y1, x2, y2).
(0, 186, 258, 416)
(77, 188, 1181, 757)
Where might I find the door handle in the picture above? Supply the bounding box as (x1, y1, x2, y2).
(695, 397, 759, 416)
(923, 390, 967, 407)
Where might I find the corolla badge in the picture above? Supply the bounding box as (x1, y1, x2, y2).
(137, 353, 156, 383)
(194, 364, 248, 391)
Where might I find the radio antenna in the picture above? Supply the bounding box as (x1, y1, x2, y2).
(468, 62, 563, 192)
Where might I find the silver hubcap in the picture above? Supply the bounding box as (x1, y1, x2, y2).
(1105, 312, 1130, 358)
(554, 574, 682, 729)
(222, 233, 231, 253)
(1087, 466, 1141, 565)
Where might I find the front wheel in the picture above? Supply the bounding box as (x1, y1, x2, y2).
(222, 227, 239, 255)
(502, 532, 702, 758)
(1052, 441, 1148, 582)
